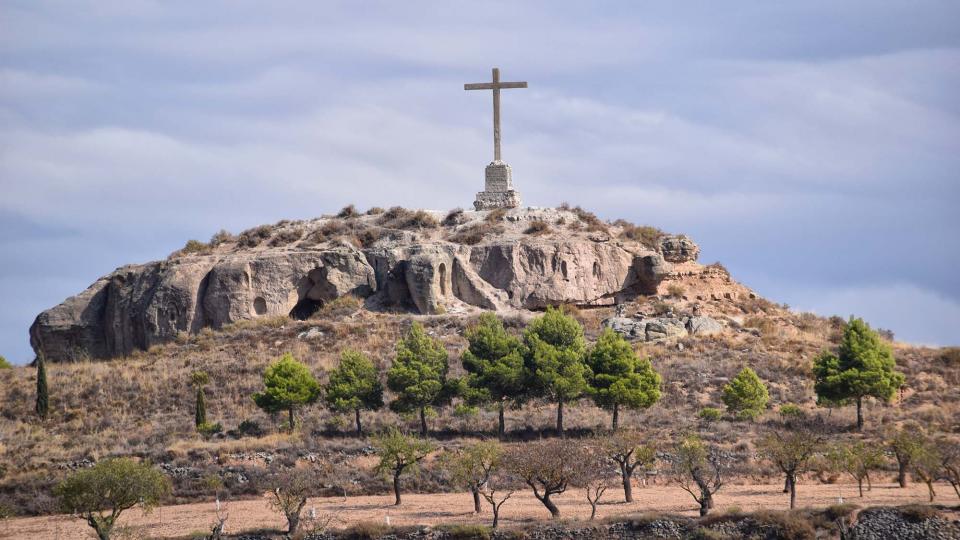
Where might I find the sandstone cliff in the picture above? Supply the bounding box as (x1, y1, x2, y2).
(30, 206, 717, 361)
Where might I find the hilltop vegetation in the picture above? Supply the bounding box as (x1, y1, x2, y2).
(2, 285, 959, 524)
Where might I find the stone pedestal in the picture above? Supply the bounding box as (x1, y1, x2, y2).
(474, 161, 522, 210)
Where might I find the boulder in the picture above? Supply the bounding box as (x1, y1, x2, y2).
(659, 234, 700, 263)
(687, 315, 723, 336)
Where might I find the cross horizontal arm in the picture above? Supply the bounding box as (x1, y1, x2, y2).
(464, 81, 528, 90)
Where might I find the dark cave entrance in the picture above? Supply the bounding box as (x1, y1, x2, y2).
(289, 298, 323, 320)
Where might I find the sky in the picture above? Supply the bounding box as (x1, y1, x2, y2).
(1, 1, 958, 363)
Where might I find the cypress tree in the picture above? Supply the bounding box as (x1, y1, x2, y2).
(35, 353, 49, 420)
(191, 371, 210, 429)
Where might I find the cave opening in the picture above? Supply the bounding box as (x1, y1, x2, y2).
(289, 297, 323, 320)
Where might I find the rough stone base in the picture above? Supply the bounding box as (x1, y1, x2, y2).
(474, 160, 522, 210)
(474, 190, 522, 210)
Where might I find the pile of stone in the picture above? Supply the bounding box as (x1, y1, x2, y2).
(603, 313, 723, 342)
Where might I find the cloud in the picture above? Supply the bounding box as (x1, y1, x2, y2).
(1, 1, 959, 363)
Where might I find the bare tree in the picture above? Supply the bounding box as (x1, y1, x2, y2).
(600, 430, 657, 503)
(758, 429, 821, 509)
(442, 440, 503, 513)
(580, 441, 615, 520)
(912, 437, 941, 502)
(504, 438, 587, 518)
(478, 471, 516, 529)
(940, 438, 960, 500)
(266, 468, 323, 535)
(667, 436, 730, 516)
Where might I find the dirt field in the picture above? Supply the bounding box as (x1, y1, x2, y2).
(2, 482, 953, 539)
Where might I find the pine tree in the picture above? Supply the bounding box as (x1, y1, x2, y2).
(252, 354, 321, 431)
(587, 328, 661, 430)
(461, 313, 525, 437)
(325, 349, 384, 436)
(35, 353, 49, 420)
(387, 322, 453, 436)
(813, 317, 905, 430)
(523, 307, 590, 436)
(721, 367, 769, 420)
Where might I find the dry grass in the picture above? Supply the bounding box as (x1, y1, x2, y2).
(1, 306, 957, 518)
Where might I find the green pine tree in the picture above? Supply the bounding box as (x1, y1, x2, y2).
(461, 313, 526, 437)
(387, 322, 453, 436)
(587, 328, 661, 430)
(325, 349, 384, 436)
(252, 354, 321, 432)
(721, 367, 769, 420)
(35, 353, 49, 420)
(523, 306, 590, 436)
(813, 317, 905, 430)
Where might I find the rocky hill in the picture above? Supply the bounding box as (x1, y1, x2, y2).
(30, 205, 752, 361)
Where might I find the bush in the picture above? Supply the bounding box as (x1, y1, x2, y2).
(485, 208, 508, 222)
(667, 284, 685, 298)
(378, 207, 439, 229)
(720, 367, 769, 420)
(197, 422, 222, 437)
(443, 208, 466, 226)
(209, 229, 235, 246)
(237, 419, 264, 437)
(337, 204, 359, 219)
(173, 239, 212, 258)
(0, 356, 10, 369)
(699, 407, 722, 422)
(524, 220, 550, 235)
(615, 220, 664, 247)
(450, 223, 503, 245)
(315, 295, 363, 319)
(779, 404, 805, 419)
(268, 227, 303, 247)
(366, 206, 385, 215)
(237, 225, 273, 248)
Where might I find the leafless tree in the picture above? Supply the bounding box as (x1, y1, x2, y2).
(600, 430, 657, 503)
(667, 436, 731, 516)
(478, 471, 516, 529)
(503, 438, 588, 518)
(758, 429, 822, 509)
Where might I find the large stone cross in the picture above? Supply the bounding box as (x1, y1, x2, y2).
(465, 67, 527, 210)
(465, 67, 527, 161)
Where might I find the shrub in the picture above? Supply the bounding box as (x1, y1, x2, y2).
(667, 284, 685, 298)
(485, 208, 508, 222)
(524, 220, 550, 235)
(378, 206, 439, 229)
(209, 229, 235, 246)
(366, 206, 385, 215)
(721, 367, 769, 420)
(237, 419, 264, 437)
(268, 227, 303, 246)
(443, 208, 465, 226)
(615, 220, 664, 247)
(237, 225, 273, 248)
(197, 422, 223, 437)
(699, 407, 722, 422)
(0, 356, 10, 369)
(315, 295, 363, 319)
(437, 524, 491, 540)
(779, 404, 805, 419)
(178, 239, 211, 256)
(450, 223, 503, 245)
(337, 204, 359, 219)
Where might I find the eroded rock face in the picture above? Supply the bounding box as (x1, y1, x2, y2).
(659, 234, 700, 263)
(31, 216, 673, 361)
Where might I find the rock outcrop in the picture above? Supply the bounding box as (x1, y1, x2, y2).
(31, 208, 675, 360)
(659, 234, 700, 263)
(602, 314, 724, 342)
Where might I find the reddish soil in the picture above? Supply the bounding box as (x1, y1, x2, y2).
(1, 482, 950, 539)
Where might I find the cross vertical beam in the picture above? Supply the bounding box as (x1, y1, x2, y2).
(465, 67, 527, 162)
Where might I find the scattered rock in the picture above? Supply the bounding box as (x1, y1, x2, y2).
(603, 314, 723, 342)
